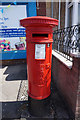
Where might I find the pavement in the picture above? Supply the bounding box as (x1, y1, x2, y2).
(0, 63, 70, 120)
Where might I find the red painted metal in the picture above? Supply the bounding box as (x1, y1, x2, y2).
(20, 16, 58, 100)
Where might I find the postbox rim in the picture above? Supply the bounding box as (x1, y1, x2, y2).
(20, 16, 58, 27)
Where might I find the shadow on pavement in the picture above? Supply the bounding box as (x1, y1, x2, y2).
(3, 64, 27, 81)
(2, 101, 28, 120)
(1, 89, 70, 120)
(1, 64, 70, 120)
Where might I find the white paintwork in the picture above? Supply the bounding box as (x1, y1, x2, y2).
(52, 50, 73, 69)
(65, 0, 78, 27)
(72, 2, 78, 25)
(70, 52, 80, 58)
(65, 1, 69, 27)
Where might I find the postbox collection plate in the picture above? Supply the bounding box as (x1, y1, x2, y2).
(35, 44, 46, 59)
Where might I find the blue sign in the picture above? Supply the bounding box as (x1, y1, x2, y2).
(0, 28, 26, 37)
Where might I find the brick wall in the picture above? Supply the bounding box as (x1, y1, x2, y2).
(52, 52, 80, 119)
(53, 2, 65, 29)
(60, 2, 65, 29)
(46, 2, 51, 17)
(37, 2, 65, 29)
(75, 57, 80, 119)
(37, 2, 46, 16)
(53, 2, 59, 30)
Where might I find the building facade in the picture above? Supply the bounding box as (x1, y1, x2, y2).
(39, 1, 80, 29)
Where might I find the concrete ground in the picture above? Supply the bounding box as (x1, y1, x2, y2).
(0, 64, 28, 102)
(0, 64, 70, 120)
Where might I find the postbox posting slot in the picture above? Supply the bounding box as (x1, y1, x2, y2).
(32, 34, 48, 37)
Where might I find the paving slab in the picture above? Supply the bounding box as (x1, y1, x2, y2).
(0, 64, 28, 119)
(0, 64, 28, 102)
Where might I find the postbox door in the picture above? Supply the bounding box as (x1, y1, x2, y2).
(44, 43, 52, 86)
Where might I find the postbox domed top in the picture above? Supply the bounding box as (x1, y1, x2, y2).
(20, 16, 58, 27)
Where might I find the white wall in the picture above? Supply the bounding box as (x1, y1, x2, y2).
(65, 1, 78, 27)
(72, 2, 78, 25)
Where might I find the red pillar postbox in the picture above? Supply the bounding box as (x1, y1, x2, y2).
(20, 16, 58, 117)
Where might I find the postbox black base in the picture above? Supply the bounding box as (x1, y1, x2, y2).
(28, 95, 52, 117)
